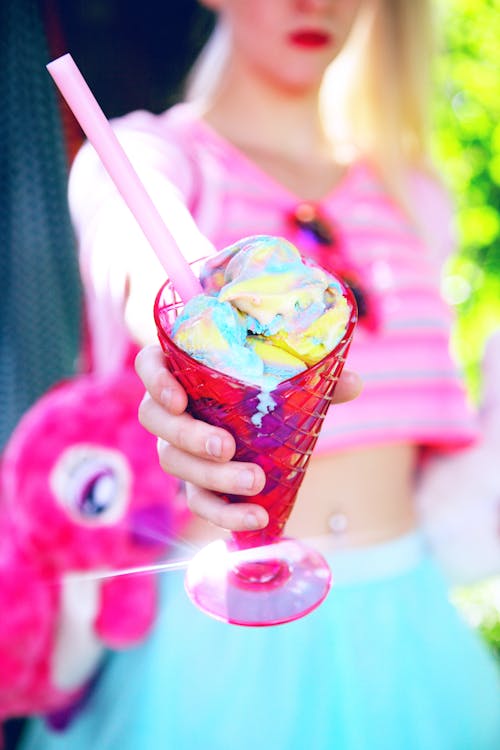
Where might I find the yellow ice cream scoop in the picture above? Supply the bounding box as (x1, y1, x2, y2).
(172, 296, 264, 381)
(269, 296, 351, 366)
(173, 312, 232, 355)
(219, 271, 326, 328)
(247, 337, 307, 380)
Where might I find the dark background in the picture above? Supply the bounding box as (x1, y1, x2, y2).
(51, 0, 215, 118)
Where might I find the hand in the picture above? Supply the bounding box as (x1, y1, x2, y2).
(136, 344, 362, 532)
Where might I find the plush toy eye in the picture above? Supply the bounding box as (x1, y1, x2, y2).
(76, 467, 117, 517)
(50, 445, 131, 526)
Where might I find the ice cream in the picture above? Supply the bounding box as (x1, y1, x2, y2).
(172, 235, 351, 391)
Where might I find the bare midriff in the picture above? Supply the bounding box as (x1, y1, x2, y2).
(186, 442, 418, 550)
(287, 442, 418, 547)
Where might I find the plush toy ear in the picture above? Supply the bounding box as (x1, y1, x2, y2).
(480, 330, 500, 442)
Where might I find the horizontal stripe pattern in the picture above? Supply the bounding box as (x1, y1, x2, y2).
(129, 105, 480, 452)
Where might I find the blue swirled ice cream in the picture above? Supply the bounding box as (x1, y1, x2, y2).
(171, 235, 351, 393)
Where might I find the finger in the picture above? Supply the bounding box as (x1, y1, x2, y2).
(186, 484, 269, 532)
(139, 394, 236, 462)
(136, 345, 361, 412)
(332, 370, 363, 404)
(158, 440, 267, 497)
(135, 344, 187, 414)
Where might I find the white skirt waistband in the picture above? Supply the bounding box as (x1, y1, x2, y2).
(306, 530, 428, 586)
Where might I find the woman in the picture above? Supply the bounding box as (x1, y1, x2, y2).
(22, 1, 500, 748)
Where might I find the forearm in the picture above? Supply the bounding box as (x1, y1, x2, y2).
(68, 128, 215, 365)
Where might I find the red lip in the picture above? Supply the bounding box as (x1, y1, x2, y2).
(289, 30, 332, 48)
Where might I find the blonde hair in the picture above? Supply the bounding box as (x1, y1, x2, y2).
(186, 0, 436, 203)
(184, 18, 231, 105)
(322, 0, 435, 201)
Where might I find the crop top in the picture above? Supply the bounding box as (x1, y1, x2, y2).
(69, 103, 478, 455)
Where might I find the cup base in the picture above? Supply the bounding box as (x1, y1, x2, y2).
(185, 538, 332, 627)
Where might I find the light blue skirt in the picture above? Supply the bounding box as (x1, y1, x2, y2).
(22, 532, 500, 750)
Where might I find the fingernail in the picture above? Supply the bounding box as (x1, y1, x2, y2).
(237, 469, 255, 490)
(206, 435, 222, 458)
(161, 388, 173, 408)
(244, 512, 262, 530)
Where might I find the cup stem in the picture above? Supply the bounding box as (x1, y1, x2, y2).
(230, 558, 291, 589)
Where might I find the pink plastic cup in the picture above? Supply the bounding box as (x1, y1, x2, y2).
(154, 274, 357, 626)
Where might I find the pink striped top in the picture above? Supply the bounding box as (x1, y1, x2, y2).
(70, 103, 478, 455)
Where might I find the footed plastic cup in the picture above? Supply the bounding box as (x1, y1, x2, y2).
(154, 277, 357, 626)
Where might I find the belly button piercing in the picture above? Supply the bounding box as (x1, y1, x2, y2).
(328, 512, 348, 535)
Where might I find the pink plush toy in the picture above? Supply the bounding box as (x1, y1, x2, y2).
(416, 331, 500, 585)
(0, 369, 187, 724)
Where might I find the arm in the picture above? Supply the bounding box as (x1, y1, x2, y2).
(408, 167, 458, 266)
(68, 110, 215, 373)
(69, 110, 273, 530)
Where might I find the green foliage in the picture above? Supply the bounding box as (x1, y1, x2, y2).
(453, 580, 500, 658)
(434, 0, 500, 394)
(434, 2, 500, 653)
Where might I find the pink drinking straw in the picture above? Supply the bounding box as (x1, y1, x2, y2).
(47, 53, 202, 302)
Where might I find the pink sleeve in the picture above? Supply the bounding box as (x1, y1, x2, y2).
(69, 108, 196, 212)
(408, 169, 458, 267)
